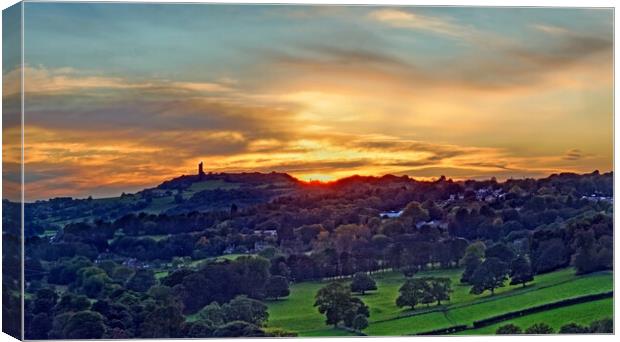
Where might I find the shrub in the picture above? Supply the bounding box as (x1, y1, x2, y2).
(559, 323, 589, 334)
(496, 324, 522, 334)
(525, 323, 553, 334)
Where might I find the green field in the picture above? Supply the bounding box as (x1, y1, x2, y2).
(457, 298, 613, 334)
(265, 268, 613, 336)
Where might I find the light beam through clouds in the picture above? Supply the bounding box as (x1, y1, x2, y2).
(2, 4, 612, 200)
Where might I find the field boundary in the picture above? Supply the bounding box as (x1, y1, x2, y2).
(411, 291, 613, 335)
(369, 270, 611, 325)
(470, 291, 613, 328)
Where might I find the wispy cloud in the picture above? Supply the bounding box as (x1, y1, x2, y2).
(3, 6, 611, 199)
(562, 148, 594, 161)
(3, 66, 234, 97)
(531, 24, 570, 35)
(369, 9, 473, 39)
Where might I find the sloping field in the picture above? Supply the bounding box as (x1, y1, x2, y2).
(456, 297, 613, 335)
(265, 268, 612, 336)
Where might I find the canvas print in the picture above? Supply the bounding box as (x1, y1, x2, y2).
(2, 1, 614, 339)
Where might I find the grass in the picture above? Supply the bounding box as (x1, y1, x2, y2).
(265, 267, 612, 336)
(139, 234, 170, 241)
(456, 298, 613, 334)
(141, 196, 176, 214)
(298, 328, 357, 337)
(155, 271, 169, 279)
(187, 180, 240, 194)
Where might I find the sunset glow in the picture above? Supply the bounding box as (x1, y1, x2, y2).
(2, 3, 613, 200)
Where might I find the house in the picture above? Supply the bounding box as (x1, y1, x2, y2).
(253, 229, 278, 238)
(380, 210, 403, 219)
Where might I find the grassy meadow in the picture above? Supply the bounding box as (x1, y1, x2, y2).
(265, 267, 613, 336)
(457, 297, 613, 334)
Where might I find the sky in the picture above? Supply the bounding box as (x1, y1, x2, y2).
(2, 3, 613, 200)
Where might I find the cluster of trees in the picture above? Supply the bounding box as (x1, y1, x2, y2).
(350, 272, 377, 295)
(496, 318, 612, 334)
(396, 277, 452, 310)
(314, 282, 370, 331)
(19, 171, 613, 338)
(24, 255, 290, 339)
(460, 242, 534, 295)
(26, 287, 278, 339)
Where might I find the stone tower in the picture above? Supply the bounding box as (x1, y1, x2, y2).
(198, 161, 205, 178)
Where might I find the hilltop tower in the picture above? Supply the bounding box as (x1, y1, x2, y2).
(198, 161, 206, 178)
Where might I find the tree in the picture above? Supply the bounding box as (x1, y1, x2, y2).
(265, 276, 290, 300)
(314, 282, 369, 328)
(126, 269, 157, 292)
(28, 312, 53, 339)
(485, 243, 516, 264)
(559, 323, 590, 333)
(496, 324, 522, 334)
(33, 288, 58, 314)
(422, 200, 443, 221)
(197, 302, 225, 326)
(510, 255, 534, 287)
(54, 293, 91, 313)
(400, 201, 430, 227)
(213, 321, 266, 337)
(573, 229, 597, 274)
(232, 256, 271, 299)
(186, 320, 216, 338)
(469, 257, 509, 295)
(589, 318, 613, 333)
(140, 304, 185, 338)
(62, 311, 106, 339)
(460, 252, 482, 283)
(350, 272, 377, 295)
(352, 314, 369, 331)
(222, 295, 269, 326)
(525, 323, 553, 334)
(460, 241, 485, 283)
(427, 277, 452, 305)
(342, 297, 370, 328)
(395, 278, 426, 310)
(532, 238, 569, 274)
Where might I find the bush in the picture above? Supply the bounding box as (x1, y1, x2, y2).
(352, 314, 369, 331)
(525, 323, 553, 334)
(559, 323, 589, 334)
(496, 324, 522, 334)
(589, 318, 613, 333)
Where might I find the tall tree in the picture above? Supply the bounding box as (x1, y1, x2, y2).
(350, 272, 377, 295)
(395, 278, 426, 310)
(510, 255, 534, 287)
(221, 295, 269, 326)
(139, 304, 185, 338)
(485, 243, 516, 264)
(460, 253, 482, 284)
(62, 311, 106, 339)
(126, 269, 157, 293)
(460, 241, 485, 283)
(469, 257, 509, 295)
(427, 277, 452, 305)
(314, 282, 369, 328)
(265, 276, 290, 300)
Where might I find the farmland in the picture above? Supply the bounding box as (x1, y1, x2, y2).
(457, 298, 613, 334)
(265, 267, 613, 336)
(15, 171, 613, 339)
